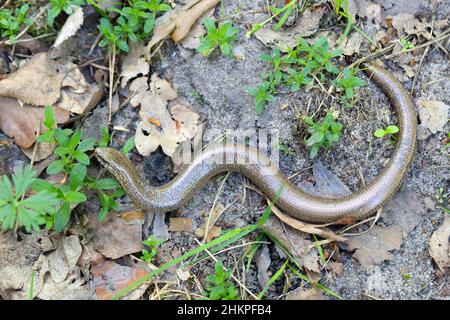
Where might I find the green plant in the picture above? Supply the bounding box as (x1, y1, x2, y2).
(197, 17, 238, 57)
(36, 106, 125, 230)
(0, 167, 59, 232)
(435, 187, 449, 214)
(203, 261, 239, 300)
(48, 0, 86, 27)
(303, 112, 343, 158)
(374, 125, 399, 138)
(400, 38, 415, 51)
(0, 3, 32, 42)
(246, 82, 275, 113)
(248, 37, 351, 112)
(141, 235, 165, 263)
(333, 68, 367, 107)
(99, 0, 171, 52)
(292, 37, 341, 77)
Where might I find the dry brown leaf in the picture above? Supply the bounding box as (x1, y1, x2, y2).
(21, 140, 56, 162)
(129, 76, 149, 107)
(91, 260, 149, 300)
(254, 7, 325, 51)
(87, 210, 143, 260)
(350, 0, 381, 22)
(382, 191, 424, 234)
(180, 8, 214, 49)
(56, 81, 103, 115)
(429, 216, 449, 274)
(347, 225, 403, 270)
(418, 100, 449, 134)
(53, 6, 84, 48)
(0, 53, 66, 106)
(195, 224, 221, 241)
(146, 0, 220, 54)
(390, 14, 431, 38)
(0, 233, 42, 299)
(169, 217, 193, 232)
(47, 235, 82, 283)
(120, 42, 149, 88)
(0, 97, 70, 148)
(255, 245, 271, 288)
(285, 286, 328, 300)
(342, 32, 364, 56)
(134, 74, 200, 157)
(261, 215, 320, 272)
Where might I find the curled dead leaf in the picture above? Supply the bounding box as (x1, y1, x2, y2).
(146, 0, 220, 55)
(53, 6, 84, 48)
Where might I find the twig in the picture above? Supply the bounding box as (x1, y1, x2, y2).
(108, 45, 116, 123)
(268, 201, 348, 242)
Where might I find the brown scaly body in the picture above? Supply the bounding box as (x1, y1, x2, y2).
(95, 63, 417, 223)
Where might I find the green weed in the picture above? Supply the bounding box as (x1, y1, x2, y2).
(0, 3, 32, 42)
(203, 261, 239, 300)
(373, 125, 399, 138)
(303, 112, 343, 158)
(197, 17, 238, 57)
(141, 235, 165, 263)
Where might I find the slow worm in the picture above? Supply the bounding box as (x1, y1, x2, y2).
(95, 63, 416, 223)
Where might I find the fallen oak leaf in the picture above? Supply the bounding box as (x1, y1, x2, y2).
(146, 0, 220, 56)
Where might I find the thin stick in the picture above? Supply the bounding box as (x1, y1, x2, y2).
(108, 45, 116, 123)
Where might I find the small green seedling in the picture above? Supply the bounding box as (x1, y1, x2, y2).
(303, 112, 343, 158)
(246, 82, 275, 113)
(203, 262, 239, 300)
(333, 68, 367, 107)
(98, 0, 171, 52)
(374, 125, 399, 138)
(48, 0, 86, 27)
(399, 38, 415, 52)
(0, 167, 59, 232)
(0, 3, 32, 42)
(197, 17, 238, 57)
(435, 187, 449, 214)
(36, 106, 125, 230)
(141, 235, 165, 263)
